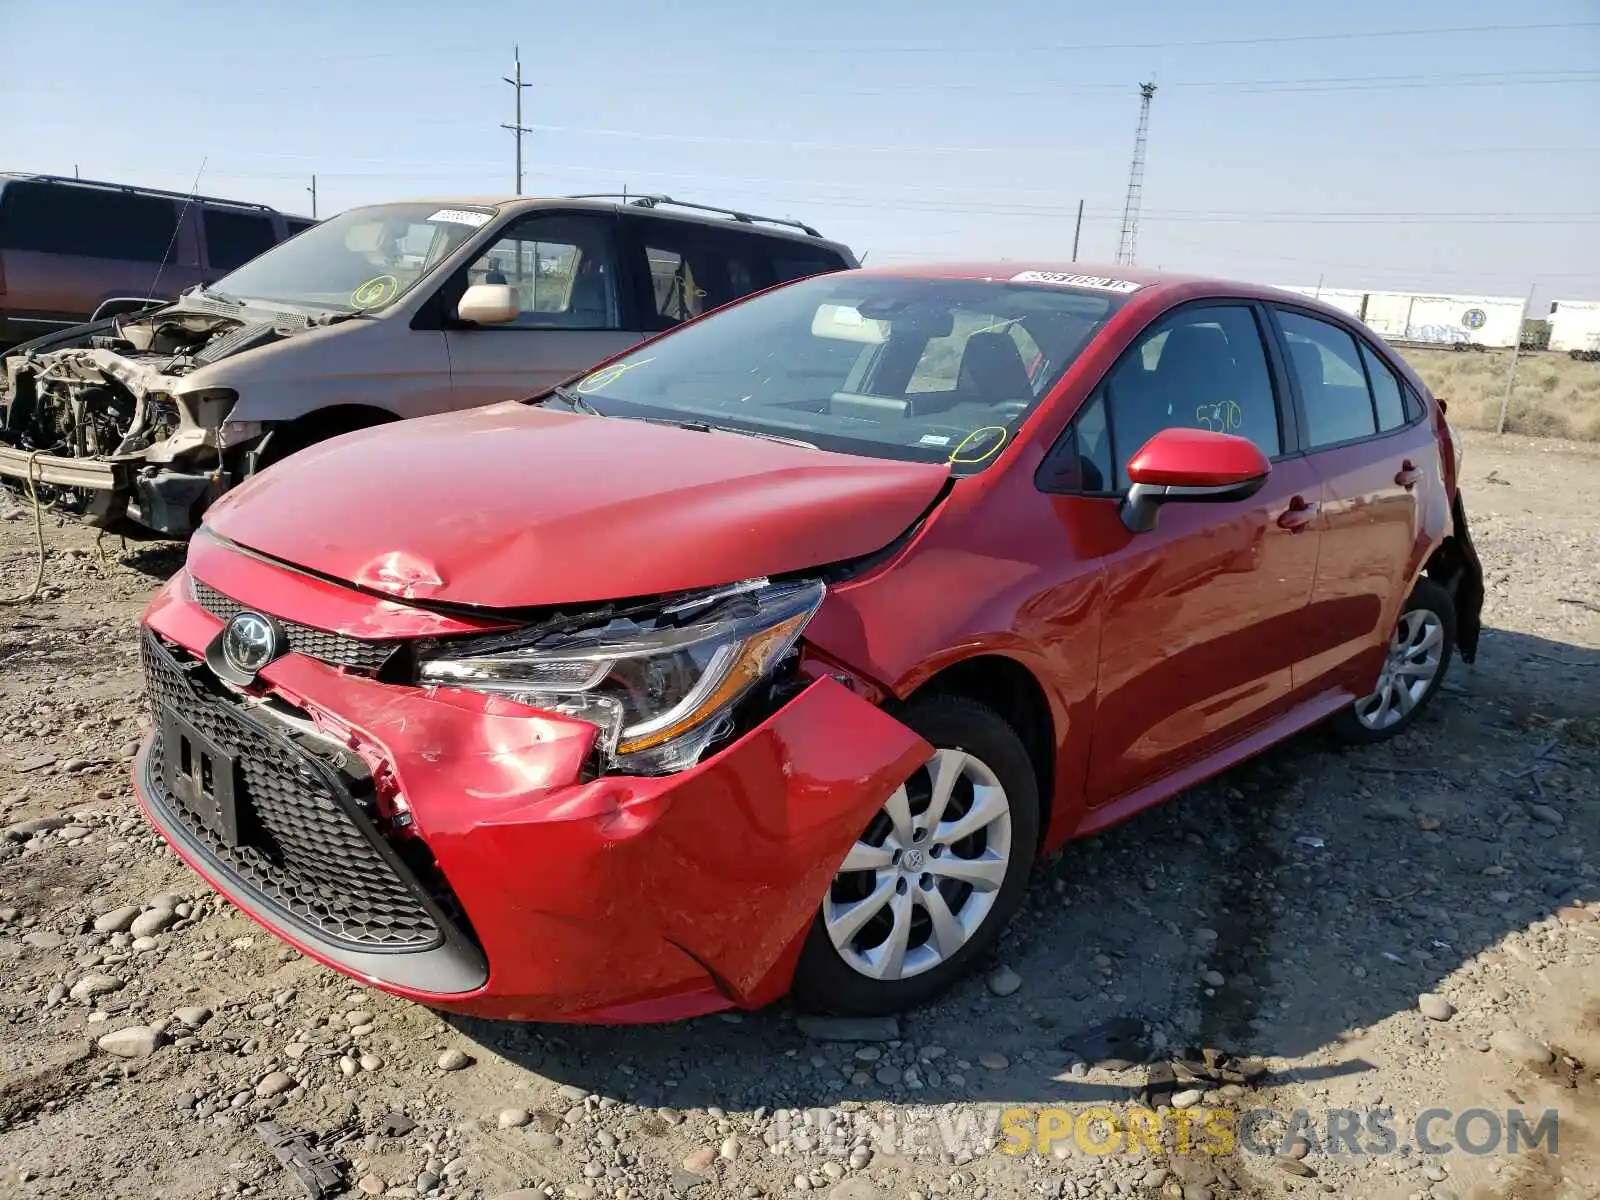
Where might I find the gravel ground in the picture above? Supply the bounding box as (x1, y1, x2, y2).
(0, 429, 1596, 1200)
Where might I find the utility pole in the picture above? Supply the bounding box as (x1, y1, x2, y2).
(307, 175, 317, 219)
(501, 44, 534, 195)
(1497, 282, 1537, 434)
(1071, 199, 1084, 261)
(1116, 82, 1157, 267)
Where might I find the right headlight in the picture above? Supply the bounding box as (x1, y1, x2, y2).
(416, 578, 825, 774)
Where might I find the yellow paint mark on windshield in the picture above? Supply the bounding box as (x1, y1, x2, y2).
(576, 357, 655, 394)
(948, 425, 1009, 465)
(351, 275, 400, 309)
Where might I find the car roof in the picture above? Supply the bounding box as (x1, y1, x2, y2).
(845, 261, 1363, 321)
(360, 194, 852, 255)
(0, 171, 298, 217)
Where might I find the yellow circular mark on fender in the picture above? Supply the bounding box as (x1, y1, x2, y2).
(351, 275, 400, 309)
(575, 357, 655, 394)
(948, 425, 1009, 465)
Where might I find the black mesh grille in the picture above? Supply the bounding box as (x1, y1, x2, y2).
(141, 632, 450, 952)
(191, 578, 398, 672)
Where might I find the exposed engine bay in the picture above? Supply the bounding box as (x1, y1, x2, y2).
(0, 299, 310, 532)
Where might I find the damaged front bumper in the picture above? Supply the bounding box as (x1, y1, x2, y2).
(1, 309, 257, 535)
(0, 443, 125, 492)
(0, 440, 230, 535)
(133, 546, 928, 1022)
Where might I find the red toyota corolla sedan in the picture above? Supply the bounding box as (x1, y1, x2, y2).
(133, 264, 1484, 1022)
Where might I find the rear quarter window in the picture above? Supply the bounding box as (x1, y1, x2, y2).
(772, 252, 848, 283)
(203, 209, 277, 271)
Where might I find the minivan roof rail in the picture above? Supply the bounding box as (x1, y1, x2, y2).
(1, 171, 279, 215)
(566, 193, 823, 239)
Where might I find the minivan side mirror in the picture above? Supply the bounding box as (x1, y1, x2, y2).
(1120, 427, 1271, 533)
(456, 283, 518, 325)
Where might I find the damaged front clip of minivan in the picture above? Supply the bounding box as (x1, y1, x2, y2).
(0, 298, 312, 535)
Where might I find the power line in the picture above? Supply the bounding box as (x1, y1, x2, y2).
(222, 19, 1600, 62)
(13, 67, 1595, 103)
(65, 159, 1600, 225)
(813, 19, 1600, 54)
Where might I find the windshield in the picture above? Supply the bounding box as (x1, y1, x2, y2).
(207, 203, 497, 313)
(561, 274, 1125, 472)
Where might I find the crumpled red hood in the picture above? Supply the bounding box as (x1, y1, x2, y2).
(204, 403, 949, 608)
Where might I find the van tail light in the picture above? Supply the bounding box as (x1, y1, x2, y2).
(1436, 396, 1448, 413)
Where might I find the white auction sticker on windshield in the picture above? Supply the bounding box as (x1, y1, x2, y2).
(428, 208, 493, 227)
(1010, 270, 1142, 293)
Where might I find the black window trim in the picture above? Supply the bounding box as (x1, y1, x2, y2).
(419, 207, 626, 334)
(1262, 301, 1431, 454)
(1036, 297, 1296, 497)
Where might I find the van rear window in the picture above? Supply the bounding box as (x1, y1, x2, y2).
(0, 181, 181, 262)
(203, 208, 276, 271)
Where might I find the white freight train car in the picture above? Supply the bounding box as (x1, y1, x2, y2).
(1549, 300, 1600, 353)
(1272, 287, 1526, 348)
(1276, 286, 1366, 318)
(1362, 292, 1524, 349)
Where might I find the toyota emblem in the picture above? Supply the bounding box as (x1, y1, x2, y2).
(222, 611, 281, 676)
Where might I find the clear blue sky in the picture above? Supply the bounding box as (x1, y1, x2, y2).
(3, 0, 1597, 304)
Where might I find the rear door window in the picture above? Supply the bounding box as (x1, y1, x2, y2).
(1360, 342, 1408, 431)
(1275, 309, 1379, 447)
(640, 225, 771, 329)
(202, 209, 277, 271)
(0, 180, 179, 261)
(463, 214, 620, 329)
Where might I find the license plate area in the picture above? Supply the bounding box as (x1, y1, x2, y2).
(159, 706, 245, 848)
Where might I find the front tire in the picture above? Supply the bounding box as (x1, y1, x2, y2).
(791, 694, 1039, 1016)
(1331, 576, 1456, 744)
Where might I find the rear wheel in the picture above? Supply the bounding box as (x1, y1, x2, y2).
(1331, 576, 1456, 744)
(791, 694, 1039, 1015)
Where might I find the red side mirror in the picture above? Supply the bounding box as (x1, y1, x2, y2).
(1121, 428, 1271, 533)
(1126, 427, 1271, 490)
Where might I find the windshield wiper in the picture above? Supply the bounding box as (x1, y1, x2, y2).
(538, 385, 604, 417)
(644, 417, 817, 450)
(198, 286, 244, 306)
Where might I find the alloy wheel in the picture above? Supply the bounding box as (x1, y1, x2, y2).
(1355, 608, 1446, 731)
(822, 747, 1013, 981)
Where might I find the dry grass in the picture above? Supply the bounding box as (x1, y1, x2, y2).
(1397, 347, 1600, 441)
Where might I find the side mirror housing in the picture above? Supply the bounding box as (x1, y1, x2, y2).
(456, 283, 518, 325)
(1120, 427, 1271, 533)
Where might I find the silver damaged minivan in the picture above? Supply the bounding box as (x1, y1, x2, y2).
(0, 194, 855, 534)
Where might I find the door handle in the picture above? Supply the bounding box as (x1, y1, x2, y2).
(1395, 460, 1422, 490)
(1277, 498, 1319, 531)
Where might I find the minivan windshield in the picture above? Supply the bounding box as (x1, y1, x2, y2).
(561, 274, 1125, 472)
(206, 203, 497, 313)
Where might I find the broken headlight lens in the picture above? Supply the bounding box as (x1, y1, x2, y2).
(415, 579, 825, 774)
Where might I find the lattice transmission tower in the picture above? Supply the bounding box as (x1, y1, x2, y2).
(1115, 82, 1158, 266)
